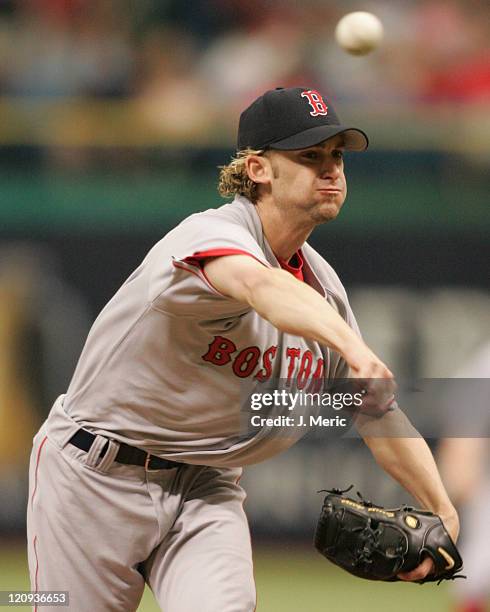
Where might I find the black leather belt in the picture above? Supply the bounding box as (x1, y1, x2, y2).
(69, 429, 181, 471)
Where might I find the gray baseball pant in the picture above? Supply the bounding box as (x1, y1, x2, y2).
(27, 399, 256, 612)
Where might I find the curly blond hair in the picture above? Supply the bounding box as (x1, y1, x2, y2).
(217, 148, 265, 203)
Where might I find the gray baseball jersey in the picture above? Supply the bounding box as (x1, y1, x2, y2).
(28, 195, 361, 611)
(62, 195, 360, 467)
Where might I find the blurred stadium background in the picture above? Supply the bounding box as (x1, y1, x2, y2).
(0, 0, 488, 610)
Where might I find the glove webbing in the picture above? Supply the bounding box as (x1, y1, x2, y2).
(350, 523, 384, 568)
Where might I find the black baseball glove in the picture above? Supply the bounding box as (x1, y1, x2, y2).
(314, 486, 464, 584)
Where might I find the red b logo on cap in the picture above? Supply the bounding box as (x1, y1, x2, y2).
(301, 90, 328, 117)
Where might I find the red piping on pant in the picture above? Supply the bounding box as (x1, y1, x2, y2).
(33, 535, 39, 612)
(31, 436, 47, 611)
(31, 435, 48, 510)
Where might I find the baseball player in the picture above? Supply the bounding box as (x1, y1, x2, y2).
(27, 87, 459, 611)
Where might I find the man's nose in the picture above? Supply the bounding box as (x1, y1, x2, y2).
(320, 159, 341, 179)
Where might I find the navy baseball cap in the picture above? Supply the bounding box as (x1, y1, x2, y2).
(237, 87, 368, 152)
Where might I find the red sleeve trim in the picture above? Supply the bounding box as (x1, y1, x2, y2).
(173, 248, 270, 296)
(172, 261, 207, 280)
(182, 248, 260, 266)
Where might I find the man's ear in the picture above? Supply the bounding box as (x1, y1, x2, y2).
(245, 155, 272, 185)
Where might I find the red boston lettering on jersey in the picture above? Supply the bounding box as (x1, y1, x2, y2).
(285, 347, 301, 385)
(307, 358, 324, 393)
(297, 350, 313, 390)
(233, 346, 261, 378)
(202, 335, 237, 365)
(255, 345, 278, 382)
(202, 336, 323, 388)
(301, 90, 328, 117)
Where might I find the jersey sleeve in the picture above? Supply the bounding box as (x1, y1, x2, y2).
(147, 212, 271, 317)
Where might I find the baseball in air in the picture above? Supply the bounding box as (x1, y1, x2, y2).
(335, 11, 383, 56)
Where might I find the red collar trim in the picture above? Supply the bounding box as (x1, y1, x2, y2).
(277, 250, 304, 281)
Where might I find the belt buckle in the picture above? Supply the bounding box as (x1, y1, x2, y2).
(144, 452, 161, 473)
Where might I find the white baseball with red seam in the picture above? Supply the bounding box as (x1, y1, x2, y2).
(335, 11, 384, 56)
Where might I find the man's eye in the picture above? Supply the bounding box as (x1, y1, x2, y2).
(302, 151, 319, 160)
(333, 150, 344, 160)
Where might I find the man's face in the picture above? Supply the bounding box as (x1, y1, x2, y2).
(264, 135, 347, 224)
